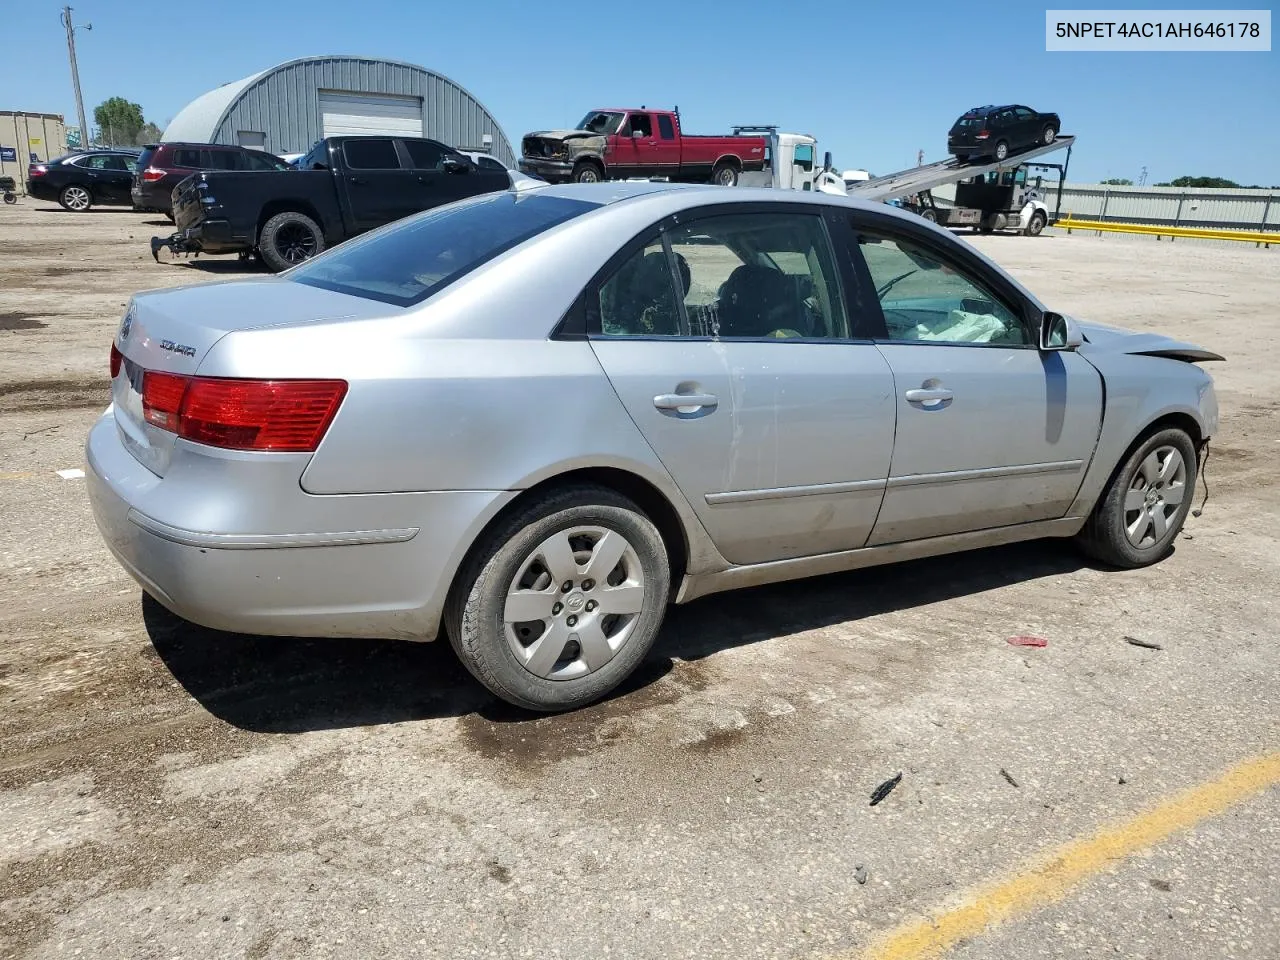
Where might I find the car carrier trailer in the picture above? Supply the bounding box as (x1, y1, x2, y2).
(845, 135, 1075, 235)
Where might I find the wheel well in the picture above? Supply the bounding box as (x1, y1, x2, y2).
(713, 155, 742, 171)
(455, 468, 690, 597)
(1141, 412, 1203, 448)
(256, 201, 324, 244)
(574, 156, 604, 172)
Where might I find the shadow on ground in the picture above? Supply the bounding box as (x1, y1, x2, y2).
(146, 540, 1090, 735)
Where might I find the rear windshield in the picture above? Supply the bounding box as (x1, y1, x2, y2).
(136, 146, 157, 169)
(288, 192, 600, 306)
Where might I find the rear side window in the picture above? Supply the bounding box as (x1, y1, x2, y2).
(343, 139, 400, 170)
(289, 193, 600, 306)
(172, 148, 202, 168)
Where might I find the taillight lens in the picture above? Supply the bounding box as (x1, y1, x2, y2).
(976, 130, 990, 139)
(141, 374, 347, 452)
(142, 167, 166, 183)
(30, 165, 48, 177)
(110, 343, 122, 379)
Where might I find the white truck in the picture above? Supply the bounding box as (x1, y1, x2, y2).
(730, 126, 848, 194)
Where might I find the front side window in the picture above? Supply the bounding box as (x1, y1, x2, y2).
(289, 193, 600, 306)
(854, 232, 1027, 345)
(404, 140, 445, 170)
(244, 151, 288, 171)
(666, 213, 847, 339)
(793, 144, 814, 171)
(627, 113, 653, 138)
(208, 150, 244, 171)
(343, 139, 400, 170)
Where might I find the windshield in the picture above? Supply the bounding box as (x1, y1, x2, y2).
(576, 111, 625, 135)
(288, 192, 601, 306)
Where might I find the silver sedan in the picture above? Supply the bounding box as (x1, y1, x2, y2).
(86, 180, 1222, 711)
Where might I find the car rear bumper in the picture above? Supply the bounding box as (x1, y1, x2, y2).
(133, 182, 173, 211)
(26, 181, 59, 202)
(85, 409, 516, 642)
(166, 217, 246, 254)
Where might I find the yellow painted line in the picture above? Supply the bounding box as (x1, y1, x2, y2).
(849, 752, 1280, 960)
(0, 471, 39, 480)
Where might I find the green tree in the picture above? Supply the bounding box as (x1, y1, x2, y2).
(1100, 178, 1133, 185)
(137, 122, 163, 145)
(1155, 176, 1242, 188)
(93, 97, 145, 146)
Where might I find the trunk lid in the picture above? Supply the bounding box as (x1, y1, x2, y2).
(110, 279, 391, 476)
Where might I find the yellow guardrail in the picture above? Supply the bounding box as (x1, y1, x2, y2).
(1054, 217, 1277, 247)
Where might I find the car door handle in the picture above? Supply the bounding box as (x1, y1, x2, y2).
(904, 387, 954, 404)
(349, 176, 367, 184)
(654, 393, 718, 411)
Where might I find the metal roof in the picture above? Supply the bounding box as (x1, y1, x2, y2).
(161, 70, 268, 142)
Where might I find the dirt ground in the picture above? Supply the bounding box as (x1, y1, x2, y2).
(1, 200, 1278, 960)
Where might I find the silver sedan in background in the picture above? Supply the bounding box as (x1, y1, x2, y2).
(87, 180, 1222, 712)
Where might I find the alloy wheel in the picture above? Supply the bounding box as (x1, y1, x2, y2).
(503, 526, 646, 680)
(63, 186, 90, 211)
(1123, 445, 1187, 548)
(274, 222, 318, 263)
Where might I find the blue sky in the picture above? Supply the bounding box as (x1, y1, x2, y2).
(3, 0, 1276, 185)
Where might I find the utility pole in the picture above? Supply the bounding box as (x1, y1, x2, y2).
(60, 6, 91, 148)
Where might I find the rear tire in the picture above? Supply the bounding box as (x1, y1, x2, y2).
(1075, 428, 1197, 569)
(59, 184, 92, 212)
(445, 484, 671, 712)
(258, 210, 324, 273)
(711, 162, 739, 186)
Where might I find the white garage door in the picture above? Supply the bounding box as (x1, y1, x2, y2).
(318, 92, 424, 138)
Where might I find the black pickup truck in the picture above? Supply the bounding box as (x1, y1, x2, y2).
(155, 135, 511, 272)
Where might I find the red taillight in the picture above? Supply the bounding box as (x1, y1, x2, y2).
(142, 167, 166, 183)
(976, 130, 990, 139)
(30, 164, 48, 177)
(110, 343, 122, 379)
(141, 373, 347, 452)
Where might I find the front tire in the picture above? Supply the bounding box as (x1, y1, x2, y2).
(1076, 428, 1197, 568)
(446, 485, 671, 712)
(1024, 211, 1047, 236)
(59, 184, 91, 212)
(571, 161, 603, 184)
(258, 210, 324, 273)
(1041, 124, 1058, 145)
(711, 162, 739, 186)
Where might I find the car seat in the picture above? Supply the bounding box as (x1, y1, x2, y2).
(716, 263, 804, 338)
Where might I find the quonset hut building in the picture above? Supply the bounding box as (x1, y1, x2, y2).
(160, 55, 515, 165)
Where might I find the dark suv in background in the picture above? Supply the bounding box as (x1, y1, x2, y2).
(947, 104, 1061, 163)
(133, 142, 291, 217)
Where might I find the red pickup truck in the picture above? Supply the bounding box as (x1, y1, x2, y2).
(519, 108, 768, 186)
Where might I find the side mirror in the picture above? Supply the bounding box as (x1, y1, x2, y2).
(1040, 311, 1083, 350)
(631, 129, 644, 138)
(442, 157, 471, 174)
(823, 150, 832, 170)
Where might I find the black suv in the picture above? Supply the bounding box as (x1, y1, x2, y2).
(133, 142, 291, 217)
(948, 105, 1060, 163)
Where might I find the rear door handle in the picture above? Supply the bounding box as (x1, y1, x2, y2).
(654, 392, 718, 411)
(904, 387, 954, 404)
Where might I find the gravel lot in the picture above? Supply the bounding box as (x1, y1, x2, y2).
(2, 200, 1278, 960)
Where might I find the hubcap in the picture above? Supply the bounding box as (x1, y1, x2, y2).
(1123, 445, 1187, 548)
(65, 187, 89, 210)
(503, 526, 646, 680)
